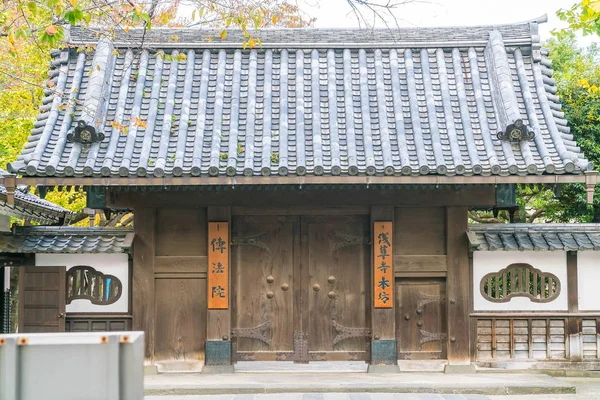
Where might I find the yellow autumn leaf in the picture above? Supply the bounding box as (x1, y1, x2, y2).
(248, 37, 256, 48)
(579, 79, 591, 88)
(271, 15, 277, 24)
(70, 0, 77, 8)
(589, 0, 600, 13)
(8, 31, 15, 45)
(220, 30, 227, 40)
(173, 34, 179, 42)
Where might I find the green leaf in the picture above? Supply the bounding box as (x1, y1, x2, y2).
(63, 8, 84, 25)
(26, 1, 37, 15)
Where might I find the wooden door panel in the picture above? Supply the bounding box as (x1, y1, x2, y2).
(232, 216, 297, 358)
(305, 215, 370, 359)
(396, 279, 446, 360)
(19, 266, 66, 333)
(155, 278, 207, 361)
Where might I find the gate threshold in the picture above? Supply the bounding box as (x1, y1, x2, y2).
(235, 361, 368, 373)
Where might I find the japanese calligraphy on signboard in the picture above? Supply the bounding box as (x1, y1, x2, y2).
(208, 222, 229, 309)
(374, 222, 393, 308)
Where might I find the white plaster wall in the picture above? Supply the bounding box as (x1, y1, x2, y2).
(577, 251, 600, 311)
(473, 251, 568, 311)
(36, 253, 129, 313)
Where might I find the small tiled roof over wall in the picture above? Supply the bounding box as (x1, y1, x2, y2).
(468, 224, 600, 251)
(8, 19, 592, 180)
(0, 170, 72, 224)
(0, 227, 134, 254)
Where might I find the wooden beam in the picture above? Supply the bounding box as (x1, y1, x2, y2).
(132, 208, 155, 361)
(567, 251, 581, 362)
(567, 251, 579, 313)
(8, 172, 595, 188)
(394, 255, 447, 272)
(109, 186, 497, 209)
(446, 207, 471, 365)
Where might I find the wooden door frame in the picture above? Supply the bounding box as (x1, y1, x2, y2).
(18, 266, 66, 333)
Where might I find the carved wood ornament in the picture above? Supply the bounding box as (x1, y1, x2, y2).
(480, 263, 561, 303)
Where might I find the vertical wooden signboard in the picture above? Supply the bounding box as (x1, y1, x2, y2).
(374, 221, 393, 308)
(208, 222, 229, 309)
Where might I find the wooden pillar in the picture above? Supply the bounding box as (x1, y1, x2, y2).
(567, 251, 581, 361)
(132, 208, 155, 362)
(369, 206, 398, 370)
(445, 207, 473, 372)
(205, 206, 232, 369)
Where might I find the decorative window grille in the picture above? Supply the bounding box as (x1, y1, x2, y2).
(66, 266, 122, 305)
(1, 289, 10, 334)
(480, 263, 560, 303)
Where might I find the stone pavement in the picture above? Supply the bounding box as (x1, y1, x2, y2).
(143, 372, 575, 397)
(145, 395, 490, 400)
(144, 378, 600, 400)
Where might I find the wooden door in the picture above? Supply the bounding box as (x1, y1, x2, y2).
(396, 278, 447, 360)
(231, 216, 299, 361)
(304, 215, 371, 361)
(19, 266, 66, 333)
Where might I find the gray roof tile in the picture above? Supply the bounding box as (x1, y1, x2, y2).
(0, 170, 72, 224)
(8, 22, 592, 179)
(469, 224, 600, 251)
(0, 227, 134, 254)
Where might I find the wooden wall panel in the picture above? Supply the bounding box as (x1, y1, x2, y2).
(66, 316, 132, 332)
(475, 317, 569, 361)
(155, 278, 207, 361)
(154, 256, 207, 274)
(394, 207, 446, 256)
(155, 208, 207, 257)
(133, 208, 155, 361)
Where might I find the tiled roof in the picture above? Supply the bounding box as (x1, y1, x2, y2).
(0, 227, 134, 254)
(0, 170, 72, 224)
(8, 20, 592, 180)
(468, 224, 600, 251)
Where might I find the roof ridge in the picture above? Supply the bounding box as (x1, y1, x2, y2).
(67, 21, 536, 48)
(12, 226, 134, 235)
(469, 223, 600, 231)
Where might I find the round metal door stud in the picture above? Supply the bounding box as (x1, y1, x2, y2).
(266, 275, 275, 283)
(416, 309, 423, 315)
(417, 321, 423, 327)
(328, 276, 336, 284)
(404, 314, 410, 321)
(281, 283, 289, 291)
(313, 284, 320, 291)
(328, 291, 336, 299)
(266, 291, 275, 299)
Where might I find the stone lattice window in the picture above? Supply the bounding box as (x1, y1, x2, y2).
(480, 263, 560, 303)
